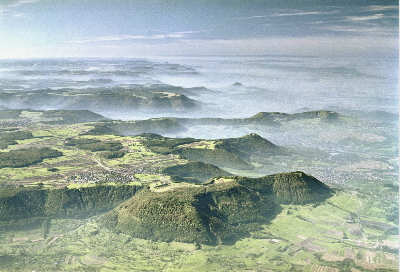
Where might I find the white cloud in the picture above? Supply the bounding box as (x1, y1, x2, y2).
(1, 0, 40, 9)
(345, 13, 385, 21)
(236, 10, 337, 20)
(317, 24, 395, 36)
(0, 0, 40, 18)
(270, 11, 330, 17)
(12, 12, 26, 17)
(363, 5, 398, 12)
(235, 15, 269, 20)
(68, 31, 201, 44)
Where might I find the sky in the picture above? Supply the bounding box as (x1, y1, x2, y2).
(0, 0, 398, 58)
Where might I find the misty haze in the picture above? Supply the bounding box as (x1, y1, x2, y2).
(0, 1, 398, 271)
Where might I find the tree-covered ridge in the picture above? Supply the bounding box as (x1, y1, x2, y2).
(0, 86, 201, 114)
(0, 109, 106, 124)
(101, 171, 333, 245)
(77, 110, 342, 137)
(0, 147, 62, 168)
(64, 138, 123, 152)
(0, 130, 34, 149)
(161, 161, 231, 183)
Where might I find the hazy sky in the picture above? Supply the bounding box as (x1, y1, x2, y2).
(0, 0, 398, 58)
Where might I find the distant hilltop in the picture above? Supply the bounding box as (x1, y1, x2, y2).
(77, 109, 342, 137)
(100, 171, 333, 245)
(0, 85, 204, 115)
(249, 110, 339, 122)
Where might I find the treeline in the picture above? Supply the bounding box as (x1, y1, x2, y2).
(0, 147, 62, 168)
(65, 138, 123, 152)
(0, 130, 34, 149)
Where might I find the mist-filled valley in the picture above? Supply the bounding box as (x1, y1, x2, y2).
(1, 56, 397, 117)
(0, 56, 398, 271)
(0, 56, 397, 181)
